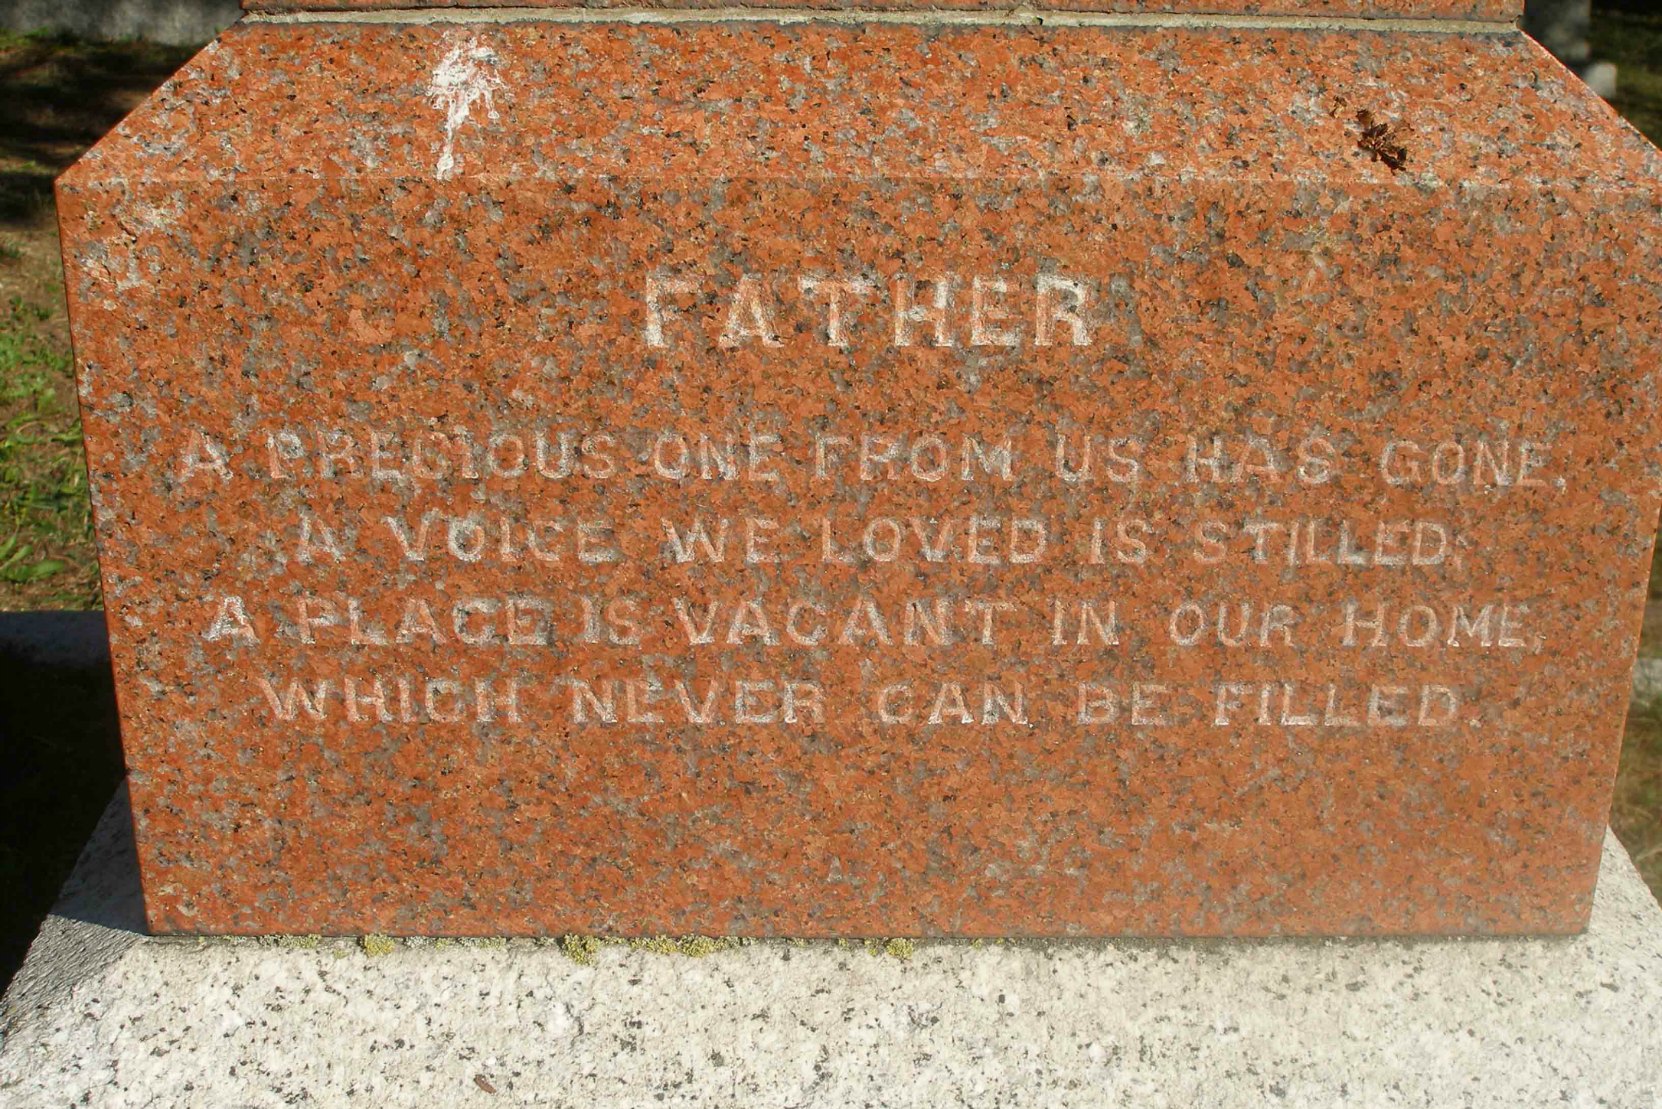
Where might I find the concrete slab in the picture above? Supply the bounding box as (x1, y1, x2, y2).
(2, 786, 1660, 1107)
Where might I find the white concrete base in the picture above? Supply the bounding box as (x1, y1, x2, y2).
(3, 787, 1661, 1108)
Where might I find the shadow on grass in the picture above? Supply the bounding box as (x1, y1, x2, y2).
(0, 33, 200, 230)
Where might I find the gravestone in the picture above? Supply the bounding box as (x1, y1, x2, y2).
(57, 0, 1662, 938)
(1523, 0, 1616, 98)
(1525, 0, 1592, 65)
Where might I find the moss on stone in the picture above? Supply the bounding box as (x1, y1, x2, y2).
(627, 936, 679, 956)
(555, 934, 754, 961)
(558, 934, 606, 965)
(859, 938, 917, 960)
(359, 934, 397, 957)
(670, 935, 742, 958)
(461, 936, 510, 949)
(618, 935, 742, 957)
(275, 933, 323, 950)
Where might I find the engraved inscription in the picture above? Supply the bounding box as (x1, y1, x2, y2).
(182, 431, 1550, 730)
(170, 272, 1565, 743)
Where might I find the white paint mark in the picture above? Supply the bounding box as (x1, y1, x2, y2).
(427, 39, 504, 181)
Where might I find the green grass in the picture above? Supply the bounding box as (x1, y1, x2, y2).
(0, 295, 99, 607)
(0, 27, 196, 610)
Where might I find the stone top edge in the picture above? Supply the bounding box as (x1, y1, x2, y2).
(55, 175, 1662, 197)
(55, 170, 1662, 192)
(237, 7, 1522, 33)
(241, 0, 1524, 21)
(58, 21, 1657, 195)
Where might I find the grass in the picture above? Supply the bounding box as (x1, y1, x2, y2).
(0, 32, 201, 611)
(0, 31, 199, 611)
(0, 295, 99, 608)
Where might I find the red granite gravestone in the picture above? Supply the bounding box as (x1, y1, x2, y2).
(57, 0, 1662, 936)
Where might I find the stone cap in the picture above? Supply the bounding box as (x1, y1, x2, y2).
(63, 21, 1641, 194)
(241, 1, 1523, 22)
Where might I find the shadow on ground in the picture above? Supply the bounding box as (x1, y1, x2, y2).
(0, 35, 199, 229)
(0, 611, 125, 993)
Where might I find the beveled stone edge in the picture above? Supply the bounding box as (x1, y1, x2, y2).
(242, 6, 1518, 32)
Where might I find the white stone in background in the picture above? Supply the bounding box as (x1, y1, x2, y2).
(1581, 60, 1619, 100)
(1634, 657, 1662, 706)
(0, 0, 236, 46)
(2, 787, 1661, 1108)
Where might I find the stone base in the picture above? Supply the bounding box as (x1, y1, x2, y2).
(2, 786, 1660, 1107)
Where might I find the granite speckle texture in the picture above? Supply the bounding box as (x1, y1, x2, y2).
(57, 23, 1662, 936)
(242, 1, 1524, 22)
(2, 789, 1661, 1107)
